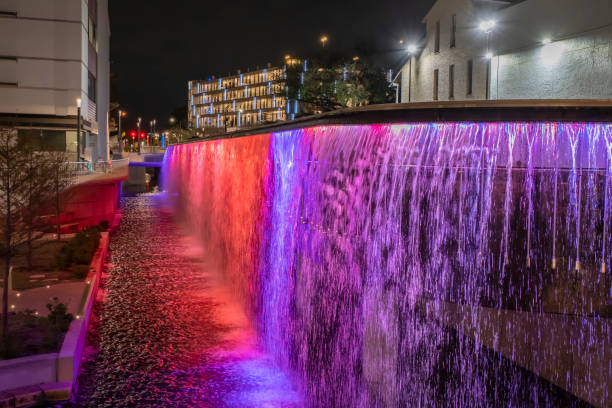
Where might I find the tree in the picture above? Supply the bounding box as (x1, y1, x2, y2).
(0, 128, 31, 338)
(0, 129, 72, 339)
(45, 152, 72, 241)
(22, 146, 48, 269)
(290, 58, 394, 115)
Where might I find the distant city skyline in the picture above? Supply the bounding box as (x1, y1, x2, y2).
(109, 0, 434, 126)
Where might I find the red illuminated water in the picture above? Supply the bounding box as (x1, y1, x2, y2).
(70, 195, 302, 407)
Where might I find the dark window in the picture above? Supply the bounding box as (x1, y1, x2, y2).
(451, 15, 457, 48)
(434, 21, 440, 53)
(88, 71, 96, 102)
(17, 129, 66, 151)
(449, 65, 455, 99)
(88, 17, 97, 48)
(433, 69, 439, 101)
(0, 11, 17, 17)
(467, 60, 473, 95)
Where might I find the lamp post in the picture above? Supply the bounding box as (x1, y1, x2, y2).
(479, 19, 496, 100)
(149, 120, 153, 146)
(76, 98, 81, 162)
(117, 109, 125, 155)
(407, 44, 417, 102)
(137, 117, 142, 153)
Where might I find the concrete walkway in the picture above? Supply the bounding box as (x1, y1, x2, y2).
(1, 271, 88, 317)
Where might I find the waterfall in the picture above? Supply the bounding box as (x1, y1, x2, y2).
(162, 122, 611, 407)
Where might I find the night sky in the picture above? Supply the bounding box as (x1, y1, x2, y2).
(109, 0, 434, 129)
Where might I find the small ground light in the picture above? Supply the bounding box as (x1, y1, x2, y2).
(542, 38, 552, 45)
(35, 311, 39, 316)
(46, 285, 50, 289)
(10, 305, 15, 309)
(16, 292, 20, 297)
(76, 315, 81, 319)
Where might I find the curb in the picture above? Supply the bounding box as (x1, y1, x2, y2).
(0, 382, 70, 408)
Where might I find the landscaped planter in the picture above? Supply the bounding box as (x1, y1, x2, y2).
(0, 232, 109, 404)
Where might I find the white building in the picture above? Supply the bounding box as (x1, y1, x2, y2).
(401, 0, 612, 103)
(0, 0, 110, 160)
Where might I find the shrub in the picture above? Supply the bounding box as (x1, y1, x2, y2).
(0, 333, 19, 359)
(73, 245, 94, 265)
(53, 245, 72, 270)
(73, 264, 90, 279)
(52, 226, 102, 270)
(46, 298, 74, 333)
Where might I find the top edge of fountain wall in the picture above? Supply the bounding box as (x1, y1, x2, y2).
(175, 99, 612, 145)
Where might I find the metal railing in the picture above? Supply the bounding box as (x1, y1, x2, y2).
(140, 146, 165, 154)
(64, 158, 130, 179)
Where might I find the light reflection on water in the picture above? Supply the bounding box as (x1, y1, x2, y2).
(70, 195, 302, 408)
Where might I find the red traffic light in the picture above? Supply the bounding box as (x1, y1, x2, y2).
(140, 132, 146, 139)
(130, 130, 137, 138)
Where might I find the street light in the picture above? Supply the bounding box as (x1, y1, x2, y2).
(137, 117, 142, 153)
(149, 120, 153, 146)
(406, 44, 418, 102)
(320, 35, 328, 47)
(480, 19, 496, 99)
(117, 109, 126, 155)
(76, 98, 81, 162)
(542, 37, 552, 45)
(479, 20, 496, 33)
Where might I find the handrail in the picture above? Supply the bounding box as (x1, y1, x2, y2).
(63, 158, 130, 179)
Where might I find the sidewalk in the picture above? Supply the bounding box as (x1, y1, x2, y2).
(3, 278, 89, 317)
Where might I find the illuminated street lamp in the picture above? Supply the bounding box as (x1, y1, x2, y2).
(137, 117, 142, 153)
(117, 109, 126, 155)
(320, 35, 328, 47)
(542, 37, 552, 45)
(479, 19, 496, 33)
(76, 98, 81, 162)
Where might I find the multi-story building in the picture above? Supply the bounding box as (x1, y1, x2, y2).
(400, 0, 612, 103)
(188, 62, 302, 134)
(0, 0, 111, 160)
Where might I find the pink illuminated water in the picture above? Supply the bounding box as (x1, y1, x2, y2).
(71, 196, 302, 407)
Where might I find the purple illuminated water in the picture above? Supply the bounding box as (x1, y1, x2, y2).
(76, 122, 611, 407)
